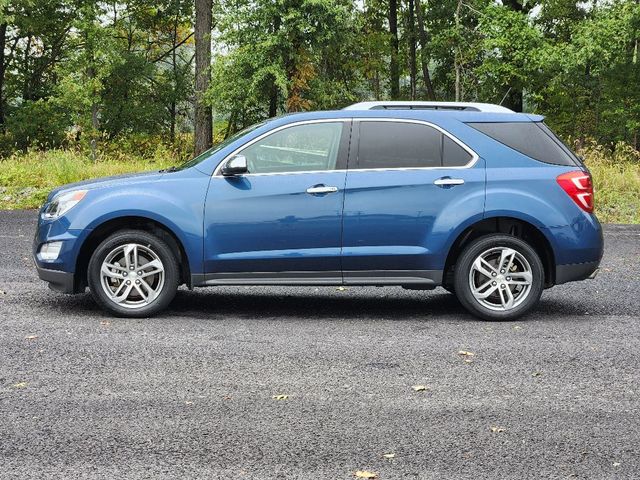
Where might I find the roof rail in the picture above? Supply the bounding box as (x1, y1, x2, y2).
(343, 101, 514, 113)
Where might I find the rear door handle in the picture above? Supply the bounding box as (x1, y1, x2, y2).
(434, 177, 465, 187)
(306, 185, 338, 195)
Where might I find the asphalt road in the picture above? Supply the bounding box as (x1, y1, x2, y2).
(1, 210, 639, 479)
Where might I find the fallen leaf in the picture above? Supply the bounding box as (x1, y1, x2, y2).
(273, 394, 289, 400)
(382, 453, 395, 459)
(25, 335, 38, 340)
(412, 385, 427, 392)
(0, 289, 6, 294)
(100, 321, 110, 326)
(464, 359, 473, 363)
(354, 471, 377, 479)
(337, 287, 346, 291)
(490, 426, 505, 433)
(12, 382, 27, 389)
(532, 371, 542, 377)
(184, 401, 193, 405)
(458, 350, 475, 357)
(613, 462, 621, 467)
(513, 325, 522, 330)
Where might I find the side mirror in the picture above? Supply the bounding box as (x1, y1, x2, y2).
(221, 155, 248, 176)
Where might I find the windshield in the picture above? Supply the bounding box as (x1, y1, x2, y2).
(178, 122, 266, 170)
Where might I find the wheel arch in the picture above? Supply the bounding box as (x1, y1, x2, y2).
(75, 216, 192, 291)
(443, 216, 556, 288)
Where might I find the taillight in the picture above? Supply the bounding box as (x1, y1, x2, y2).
(556, 170, 594, 213)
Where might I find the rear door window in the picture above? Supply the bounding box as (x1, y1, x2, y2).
(357, 121, 442, 169)
(467, 122, 578, 166)
(356, 121, 474, 169)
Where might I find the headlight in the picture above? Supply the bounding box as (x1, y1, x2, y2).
(43, 190, 88, 219)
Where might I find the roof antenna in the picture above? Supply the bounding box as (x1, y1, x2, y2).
(499, 87, 512, 106)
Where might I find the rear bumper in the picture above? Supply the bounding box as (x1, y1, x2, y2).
(35, 265, 76, 294)
(555, 260, 600, 285)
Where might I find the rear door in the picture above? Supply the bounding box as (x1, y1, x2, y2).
(341, 119, 485, 285)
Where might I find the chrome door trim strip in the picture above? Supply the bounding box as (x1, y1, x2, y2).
(191, 269, 443, 287)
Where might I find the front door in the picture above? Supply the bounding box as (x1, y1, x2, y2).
(341, 119, 485, 285)
(203, 120, 351, 284)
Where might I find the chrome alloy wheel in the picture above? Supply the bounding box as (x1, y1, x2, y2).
(468, 247, 533, 312)
(100, 243, 165, 309)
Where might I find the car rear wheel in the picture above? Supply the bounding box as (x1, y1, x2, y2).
(88, 230, 179, 317)
(453, 234, 544, 321)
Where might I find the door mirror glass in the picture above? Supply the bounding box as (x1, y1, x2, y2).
(221, 155, 248, 176)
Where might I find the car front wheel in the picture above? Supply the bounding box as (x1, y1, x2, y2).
(87, 230, 179, 317)
(453, 234, 544, 321)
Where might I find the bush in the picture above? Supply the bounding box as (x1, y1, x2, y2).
(5, 99, 71, 151)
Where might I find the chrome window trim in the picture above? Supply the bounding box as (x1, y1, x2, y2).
(212, 117, 479, 177)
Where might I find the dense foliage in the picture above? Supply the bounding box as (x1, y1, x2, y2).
(0, 0, 639, 154)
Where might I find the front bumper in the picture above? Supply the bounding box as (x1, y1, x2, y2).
(35, 264, 76, 294)
(33, 211, 91, 294)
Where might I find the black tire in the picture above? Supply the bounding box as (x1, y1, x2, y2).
(87, 229, 179, 317)
(453, 234, 544, 321)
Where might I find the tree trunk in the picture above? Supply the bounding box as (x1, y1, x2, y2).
(170, 12, 179, 143)
(194, 0, 213, 155)
(501, 0, 530, 112)
(268, 79, 278, 117)
(267, 15, 281, 118)
(87, 63, 99, 162)
(414, 0, 435, 100)
(503, 89, 523, 112)
(408, 0, 417, 100)
(454, 0, 462, 101)
(0, 23, 7, 129)
(389, 0, 400, 99)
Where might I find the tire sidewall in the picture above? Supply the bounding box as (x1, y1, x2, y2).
(454, 234, 544, 321)
(87, 230, 179, 317)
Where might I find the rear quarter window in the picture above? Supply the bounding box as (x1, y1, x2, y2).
(467, 122, 579, 166)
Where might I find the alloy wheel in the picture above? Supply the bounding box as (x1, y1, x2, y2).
(468, 246, 533, 312)
(100, 243, 165, 309)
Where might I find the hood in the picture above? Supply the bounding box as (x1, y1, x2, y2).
(46, 170, 164, 202)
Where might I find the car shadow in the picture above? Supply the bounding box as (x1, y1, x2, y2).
(31, 286, 602, 321)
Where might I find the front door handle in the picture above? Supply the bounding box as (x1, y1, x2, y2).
(434, 177, 465, 187)
(306, 185, 338, 195)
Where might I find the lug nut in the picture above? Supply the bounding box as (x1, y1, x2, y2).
(506, 276, 511, 281)
(500, 269, 505, 274)
(501, 284, 506, 289)
(491, 272, 497, 277)
(135, 280, 140, 284)
(123, 272, 127, 276)
(126, 280, 131, 285)
(130, 266, 134, 270)
(492, 281, 497, 286)
(137, 271, 142, 275)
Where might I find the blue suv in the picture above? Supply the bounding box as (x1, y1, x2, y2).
(34, 101, 603, 320)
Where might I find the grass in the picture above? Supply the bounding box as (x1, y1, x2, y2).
(578, 142, 640, 224)
(0, 148, 177, 209)
(0, 141, 638, 223)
